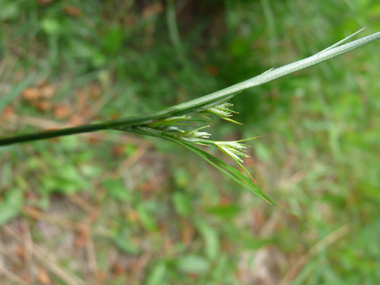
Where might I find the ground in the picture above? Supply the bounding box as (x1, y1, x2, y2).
(1, 0, 380, 284)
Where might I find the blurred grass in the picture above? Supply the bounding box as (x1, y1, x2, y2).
(1, 0, 380, 284)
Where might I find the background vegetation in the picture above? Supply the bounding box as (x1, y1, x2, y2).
(0, 0, 379, 284)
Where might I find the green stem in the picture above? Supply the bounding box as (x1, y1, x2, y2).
(0, 122, 106, 146)
(0, 112, 168, 147)
(1, 30, 379, 147)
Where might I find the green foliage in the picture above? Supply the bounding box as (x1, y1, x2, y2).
(2, 30, 379, 202)
(113, 228, 139, 255)
(0, 189, 24, 226)
(0, 75, 36, 112)
(1, 0, 380, 284)
(176, 255, 210, 274)
(102, 178, 132, 202)
(146, 262, 167, 285)
(0, 1, 20, 21)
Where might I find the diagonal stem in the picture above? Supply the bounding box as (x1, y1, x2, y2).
(0, 112, 167, 147)
(0, 122, 106, 147)
(1, 30, 379, 147)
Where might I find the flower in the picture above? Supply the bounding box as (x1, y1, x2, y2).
(198, 100, 242, 125)
(178, 126, 212, 145)
(213, 141, 250, 163)
(212, 137, 259, 182)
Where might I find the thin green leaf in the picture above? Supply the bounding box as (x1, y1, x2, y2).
(0, 190, 24, 226)
(2, 31, 380, 146)
(165, 138, 271, 202)
(217, 146, 256, 183)
(127, 126, 271, 202)
(0, 75, 36, 112)
(179, 141, 273, 203)
(162, 31, 380, 117)
(221, 117, 243, 125)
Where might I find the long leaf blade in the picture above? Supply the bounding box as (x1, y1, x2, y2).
(130, 127, 272, 202)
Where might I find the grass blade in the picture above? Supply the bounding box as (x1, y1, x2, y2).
(0, 75, 36, 112)
(175, 140, 273, 204)
(164, 31, 380, 115)
(129, 127, 272, 203)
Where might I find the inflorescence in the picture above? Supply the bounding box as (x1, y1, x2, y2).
(141, 100, 258, 181)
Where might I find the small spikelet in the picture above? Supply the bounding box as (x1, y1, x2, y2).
(212, 137, 259, 182)
(198, 100, 242, 125)
(181, 126, 211, 139)
(213, 141, 250, 163)
(141, 100, 258, 182)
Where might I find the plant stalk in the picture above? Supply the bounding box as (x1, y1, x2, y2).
(0, 122, 106, 146)
(0, 112, 169, 147)
(1, 30, 379, 147)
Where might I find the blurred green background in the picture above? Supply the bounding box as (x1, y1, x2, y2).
(1, 0, 380, 284)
